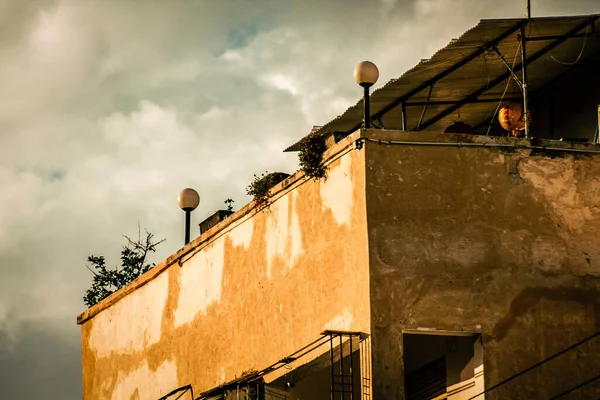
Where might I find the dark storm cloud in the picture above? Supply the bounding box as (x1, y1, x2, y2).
(0, 1, 598, 398)
(0, 316, 80, 399)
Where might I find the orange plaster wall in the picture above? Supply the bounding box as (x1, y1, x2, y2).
(80, 143, 371, 400)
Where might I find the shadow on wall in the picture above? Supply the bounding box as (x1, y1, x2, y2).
(266, 348, 362, 400)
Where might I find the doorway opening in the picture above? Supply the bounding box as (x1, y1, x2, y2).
(403, 331, 484, 400)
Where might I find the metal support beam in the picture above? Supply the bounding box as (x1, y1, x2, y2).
(525, 32, 600, 42)
(401, 102, 407, 131)
(520, 24, 531, 138)
(416, 16, 599, 132)
(405, 97, 521, 106)
(416, 85, 434, 131)
(492, 46, 523, 87)
(344, 20, 528, 134)
(597, 104, 600, 144)
(472, 50, 600, 133)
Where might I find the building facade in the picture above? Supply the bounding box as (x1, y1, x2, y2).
(78, 14, 600, 400)
(79, 129, 600, 399)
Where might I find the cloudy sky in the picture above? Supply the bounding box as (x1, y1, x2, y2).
(0, 0, 598, 398)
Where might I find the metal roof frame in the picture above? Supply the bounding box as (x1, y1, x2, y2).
(351, 20, 527, 135)
(470, 48, 600, 132)
(284, 14, 600, 152)
(417, 16, 599, 131)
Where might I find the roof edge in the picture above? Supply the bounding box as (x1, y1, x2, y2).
(77, 130, 363, 325)
(480, 13, 600, 22)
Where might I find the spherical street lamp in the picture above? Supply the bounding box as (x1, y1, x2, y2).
(178, 188, 200, 245)
(354, 61, 379, 129)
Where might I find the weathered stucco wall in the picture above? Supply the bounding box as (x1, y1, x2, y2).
(365, 129, 600, 399)
(79, 139, 371, 399)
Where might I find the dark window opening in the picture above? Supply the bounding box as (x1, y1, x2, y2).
(403, 333, 483, 400)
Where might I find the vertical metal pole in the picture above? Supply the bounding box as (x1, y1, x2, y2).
(401, 102, 407, 131)
(596, 104, 600, 143)
(549, 99, 555, 139)
(364, 86, 371, 129)
(367, 337, 373, 398)
(416, 85, 434, 131)
(349, 335, 354, 400)
(339, 335, 344, 400)
(520, 24, 530, 138)
(526, 0, 531, 19)
(184, 210, 191, 245)
(330, 335, 335, 400)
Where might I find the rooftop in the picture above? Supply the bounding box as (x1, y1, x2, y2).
(285, 14, 600, 151)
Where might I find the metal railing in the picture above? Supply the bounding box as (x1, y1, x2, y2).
(158, 384, 194, 400)
(162, 330, 369, 400)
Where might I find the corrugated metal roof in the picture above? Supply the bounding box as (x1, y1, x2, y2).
(285, 14, 600, 151)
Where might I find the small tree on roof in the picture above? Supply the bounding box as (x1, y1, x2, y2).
(83, 226, 165, 307)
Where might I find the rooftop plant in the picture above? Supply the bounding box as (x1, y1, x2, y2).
(298, 130, 327, 180)
(246, 172, 290, 209)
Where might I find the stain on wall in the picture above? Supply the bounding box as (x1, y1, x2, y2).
(175, 239, 225, 327)
(320, 154, 355, 226)
(110, 360, 178, 400)
(265, 189, 304, 278)
(364, 130, 600, 399)
(228, 216, 253, 249)
(79, 143, 371, 400)
(88, 270, 170, 357)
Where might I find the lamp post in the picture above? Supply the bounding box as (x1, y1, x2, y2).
(354, 61, 379, 129)
(177, 188, 200, 246)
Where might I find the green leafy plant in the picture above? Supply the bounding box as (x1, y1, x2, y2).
(246, 172, 290, 208)
(298, 130, 327, 180)
(83, 227, 165, 307)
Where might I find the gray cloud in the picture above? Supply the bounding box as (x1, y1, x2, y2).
(0, 314, 80, 399)
(0, 0, 598, 398)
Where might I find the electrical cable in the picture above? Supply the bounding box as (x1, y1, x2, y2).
(532, 21, 590, 66)
(486, 44, 522, 136)
(466, 330, 600, 399)
(549, 374, 600, 399)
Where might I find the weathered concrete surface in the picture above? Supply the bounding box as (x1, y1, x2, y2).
(79, 139, 371, 399)
(80, 127, 600, 399)
(365, 129, 600, 399)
